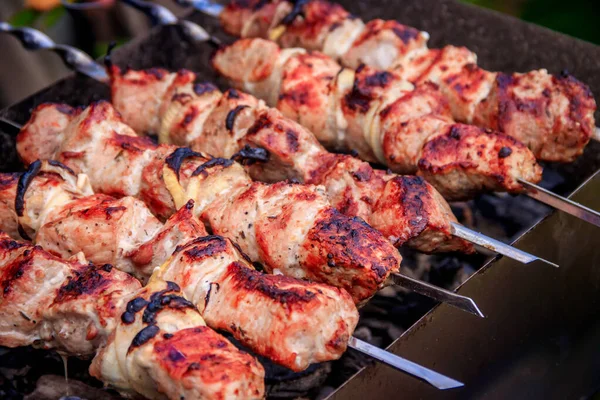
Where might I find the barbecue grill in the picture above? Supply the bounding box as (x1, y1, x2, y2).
(0, 0, 599, 398)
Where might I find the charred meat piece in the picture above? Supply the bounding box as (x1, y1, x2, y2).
(473, 70, 596, 162)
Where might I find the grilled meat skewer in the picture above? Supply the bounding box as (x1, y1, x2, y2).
(16, 101, 401, 305)
(0, 161, 359, 371)
(2, 2, 598, 228)
(218, 0, 597, 163)
(0, 162, 467, 386)
(5, 104, 486, 316)
(0, 232, 265, 399)
(0, 226, 463, 391)
(211, 38, 543, 200)
(108, 66, 555, 264)
(106, 67, 557, 265)
(109, 66, 473, 252)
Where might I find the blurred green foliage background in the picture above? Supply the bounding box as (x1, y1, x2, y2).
(463, 0, 600, 44)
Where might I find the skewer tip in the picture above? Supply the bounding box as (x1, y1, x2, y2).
(388, 273, 485, 318)
(0, 117, 23, 132)
(465, 297, 485, 318)
(528, 259, 560, 269)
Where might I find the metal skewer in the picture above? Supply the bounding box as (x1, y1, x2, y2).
(518, 179, 600, 228)
(0, 117, 22, 131)
(348, 337, 464, 390)
(115, 0, 221, 46)
(450, 223, 558, 267)
(389, 273, 483, 317)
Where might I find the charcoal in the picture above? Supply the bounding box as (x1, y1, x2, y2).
(24, 375, 120, 400)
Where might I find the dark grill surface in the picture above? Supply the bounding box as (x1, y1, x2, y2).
(0, 1, 599, 399)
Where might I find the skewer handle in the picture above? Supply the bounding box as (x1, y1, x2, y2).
(117, 0, 219, 45)
(119, 0, 178, 25)
(0, 22, 108, 83)
(348, 337, 464, 390)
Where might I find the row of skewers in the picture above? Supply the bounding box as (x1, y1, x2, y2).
(8, 0, 596, 225)
(0, 18, 574, 265)
(128, 0, 600, 226)
(0, 0, 599, 398)
(1, 15, 562, 313)
(0, 104, 462, 396)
